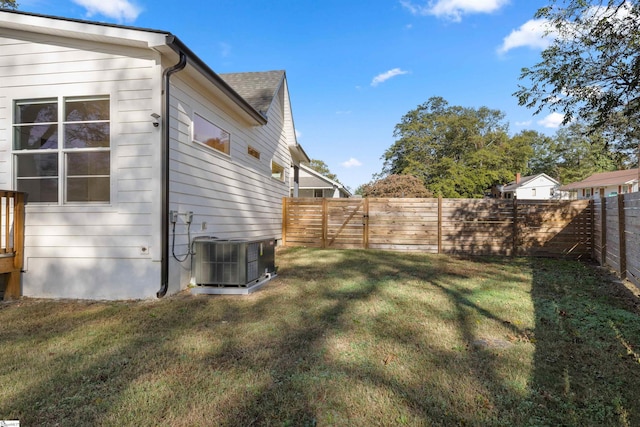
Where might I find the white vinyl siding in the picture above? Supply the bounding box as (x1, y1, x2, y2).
(0, 13, 301, 299)
(166, 74, 293, 286)
(0, 30, 163, 299)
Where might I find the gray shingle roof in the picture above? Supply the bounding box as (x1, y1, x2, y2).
(219, 70, 285, 115)
(560, 168, 639, 190)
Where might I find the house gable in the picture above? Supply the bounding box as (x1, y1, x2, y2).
(500, 173, 564, 200)
(297, 164, 350, 198)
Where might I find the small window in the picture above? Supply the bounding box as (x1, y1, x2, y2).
(314, 189, 323, 198)
(193, 113, 230, 155)
(271, 161, 285, 181)
(531, 188, 536, 197)
(248, 146, 260, 160)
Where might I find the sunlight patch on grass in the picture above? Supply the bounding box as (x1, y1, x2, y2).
(1, 249, 639, 425)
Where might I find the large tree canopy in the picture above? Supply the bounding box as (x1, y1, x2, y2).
(515, 0, 640, 157)
(383, 97, 531, 198)
(0, 1, 18, 9)
(525, 122, 621, 183)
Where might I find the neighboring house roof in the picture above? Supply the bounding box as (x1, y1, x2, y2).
(299, 164, 351, 197)
(220, 71, 285, 116)
(560, 168, 640, 191)
(502, 173, 559, 192)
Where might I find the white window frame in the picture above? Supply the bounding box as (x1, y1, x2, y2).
(12, 95, 111, 204)
(271, 160, 285, 182)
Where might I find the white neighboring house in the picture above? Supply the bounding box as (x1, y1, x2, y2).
(560, 168, 639, 199)
(295, 164, 351, 198)
(499, 173, 569, 200)
(0, 10, 309, 300)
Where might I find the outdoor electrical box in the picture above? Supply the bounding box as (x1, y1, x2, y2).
(193, 238, 276, 287)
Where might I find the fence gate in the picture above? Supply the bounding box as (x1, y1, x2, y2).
(282, 198, 367, 248)
(324, 198, 366, 248)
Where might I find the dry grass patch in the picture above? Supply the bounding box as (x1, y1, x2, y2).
(1, 248, 639, 426)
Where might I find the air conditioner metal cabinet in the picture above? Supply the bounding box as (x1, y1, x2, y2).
(193, 238, 276, 286)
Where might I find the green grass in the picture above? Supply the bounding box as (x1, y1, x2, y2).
(1, 247, 640, 426)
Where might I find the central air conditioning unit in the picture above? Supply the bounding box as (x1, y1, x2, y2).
(193, 238, 276, 287)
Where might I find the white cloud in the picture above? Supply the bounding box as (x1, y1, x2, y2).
(336, 110, 352, 115)
(538, 112, 564, 128)
(498, 19, 555, 54)
(72, 0, 142, 23)
(219, 42, 232, 58)
(401, 0, 509, 22)
(515, 120, 532, 127)
(500, 3, 635, 54)
(341, 158, 362, 168)
(371, 68, 409, 86)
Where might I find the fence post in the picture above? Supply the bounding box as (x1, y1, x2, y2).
(363, 198, 369, 249)
(600, 197, 607, 266)
(512, 199, 518, 256)
(590, 199, 595, 261)
(321, 198, 328, 249)
(281, 197, 288, 247)
(618, 194, 627, 279)
(437, 196, 442, 254)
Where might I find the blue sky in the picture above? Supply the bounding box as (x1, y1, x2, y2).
(16, 0, 562, 190)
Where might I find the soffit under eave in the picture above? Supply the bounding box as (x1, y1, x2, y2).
(289, 144, 310, 164)
(167, 62, 266, 127)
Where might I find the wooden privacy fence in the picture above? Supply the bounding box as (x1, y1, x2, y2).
(593, 193, 640, 287)
(0, 191, 26, 300)
(282, 197, 593, 258)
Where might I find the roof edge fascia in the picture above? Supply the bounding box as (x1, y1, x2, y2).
(0, 9, 267, 126)
(165, 36, 267, 126)
(0, 9, 167, 48)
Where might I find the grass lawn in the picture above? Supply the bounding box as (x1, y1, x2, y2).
(1, 247, 640, 426)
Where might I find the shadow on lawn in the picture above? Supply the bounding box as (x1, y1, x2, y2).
(3, 249, 640, 426)
(527, 259, 640, 426)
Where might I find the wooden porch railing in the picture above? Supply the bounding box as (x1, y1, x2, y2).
(1, 191, 26, 300)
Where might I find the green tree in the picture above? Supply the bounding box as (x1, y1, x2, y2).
(358, 174, 432, 198)
(308, 159, 341, 183)
(515, 0, 640, 162)
(553, 122, 619, 183)
(1, 1, 18, 9)
(384, 97, 531, 198)
(519, 123, 624, 184)
(517, 130, 561, 179)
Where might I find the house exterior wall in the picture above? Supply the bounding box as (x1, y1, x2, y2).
(299, 188, 340, 198)
(166, 73, 294, 289)
(513, 176, 569, 200)
(0, 29, 164, 299)
(574, 182, 638, 199)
